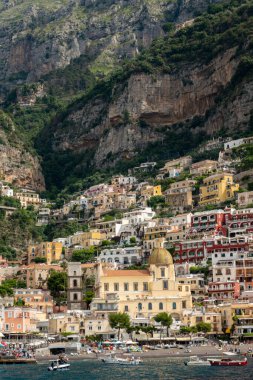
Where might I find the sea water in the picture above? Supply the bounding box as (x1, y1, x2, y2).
(0, 358, 252, 380)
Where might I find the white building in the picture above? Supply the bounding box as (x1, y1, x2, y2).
(224, 138, 245, 150)
(122, 208, 155, 225)
(98, 246, 142, 266)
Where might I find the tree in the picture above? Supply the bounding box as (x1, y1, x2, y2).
(33, 257, 47, 263)
(108, 312, 131, 340)
(180, 326, 192, 334)
(47, 270, 67, 306)
(196, 322, 212, 333)
(140, 326, 156, 341)
(84, 290, 94, 309)
(71, 247, 95, 263)
(154, 312, 173, 337)
(130, 236, 136, 245)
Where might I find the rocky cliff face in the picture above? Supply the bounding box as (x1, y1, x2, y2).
(51, 47, 250, 169)
(0, 0, 219, 95)
(0, 112, 45, 191)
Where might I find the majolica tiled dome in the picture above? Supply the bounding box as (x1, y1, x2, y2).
(148, 247, 173, 266)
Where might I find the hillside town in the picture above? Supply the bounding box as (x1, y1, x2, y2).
(1, 136, 253, 354)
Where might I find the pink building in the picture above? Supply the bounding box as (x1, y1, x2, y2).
(3, 307, 39, 333)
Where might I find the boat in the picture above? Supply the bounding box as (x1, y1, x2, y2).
(184, 356, 211, 366)
(48, 357, 70, 371)
(208, 357, 247, 366)
(101, 354, 141, 365)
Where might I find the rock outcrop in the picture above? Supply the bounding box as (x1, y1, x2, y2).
(51, 47, 250, 168)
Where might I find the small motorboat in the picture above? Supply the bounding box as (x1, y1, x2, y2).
(184, 356, 211, 366)
(208, 357, 247, 366)
(101, 354, 141, 365)
(48, 357, 70, 371)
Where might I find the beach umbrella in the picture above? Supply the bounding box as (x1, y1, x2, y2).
(0, 333, 4, 338)
(0, 343, 4, 348)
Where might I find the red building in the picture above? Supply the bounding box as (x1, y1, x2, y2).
(189, 210, 227, 236)
(173, 236, 249, 264)
(225, 208, 253, 237)
(207, 281, 240, 301)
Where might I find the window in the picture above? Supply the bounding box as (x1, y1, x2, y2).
(8, 312, 12, 318)
(125, 305, 129, 312)
(17, 324, 21, 329)
(89, 326, 92, 330)
(143, 282, 148, 291)
(104, 283, 109, 291)
(73, 279, 77, 287)
(133, 282, 138, 291)
(159, 302, 163, 310)
(148, 303, 152, 310)
(138, 303, 142, 311)
(73, 293, 78, 301)
(161, 268, 165, 277)
(114, 283, 119, 291)
(73, 271, 76, 276)
(182, 301, 186, 309)
(124, 283, 129, 291)
(70, 326, 75, 331)
(163, 280, 168, 290)
(172, 302, 176, 310)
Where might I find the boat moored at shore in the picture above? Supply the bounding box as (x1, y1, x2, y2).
(184, 356, 211, 366)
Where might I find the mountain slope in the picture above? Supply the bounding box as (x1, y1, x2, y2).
(37, 0, 253, 191)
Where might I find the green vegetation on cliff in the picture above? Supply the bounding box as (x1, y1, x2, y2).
(35, 0, 253, 194)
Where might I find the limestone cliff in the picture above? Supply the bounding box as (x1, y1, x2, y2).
(0, 111, 45, 191)
(0, 0, 219, 95)
(50, 47, 249, 168)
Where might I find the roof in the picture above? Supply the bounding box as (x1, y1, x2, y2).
(148, 247, 173, 266)
(81, 263, 95, 269)
(103, 270, 150, 277)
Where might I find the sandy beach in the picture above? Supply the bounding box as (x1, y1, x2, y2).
(35, 343, 253, 362)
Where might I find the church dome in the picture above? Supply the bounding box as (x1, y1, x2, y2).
(148, 247, 173, 266)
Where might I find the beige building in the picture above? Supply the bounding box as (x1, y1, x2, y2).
(183, 309, 222, 333)
(159, 156, 192, 175)
(237, 191, 253, 208)
(15, 189, 43, 209)
(91, 247, 192, 323)
(164, 179, 196, 211)
(28, 242, 63, 264)
(14, 289, 53, 315)
(190, 160, 218, 176)
(25, 264, 63, 289)
(49, 313, 81, 334)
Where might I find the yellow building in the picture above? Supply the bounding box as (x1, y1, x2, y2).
(70, 230, 106, 248)
(91, 247, 192, 323)
(28, 242, 63, 264)
(199, 173, 239, 206)
(140, 185, 162, 206)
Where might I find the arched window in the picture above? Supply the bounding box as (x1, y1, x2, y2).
(73, 279, 77, 287)
(73, 271, 76, 276)
(73, 293, 78, 301)
(138, 303, 142, 311)
(148, 302, 152, 310)
(159, 302, 163, 310)
(172, 302, 176, 310)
